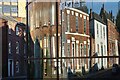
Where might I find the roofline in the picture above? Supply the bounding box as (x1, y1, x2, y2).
(66, 7, 89, 16)
(90, 18, 106, 25)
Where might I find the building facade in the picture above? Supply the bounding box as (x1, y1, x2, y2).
(0, 0, 26, 22)
(90, 11, 107, 69)
(28, 1, 90, 78)
(107, 19, 119, 67)
(63, 8, 90, 72)
(0, 15, 27, 79)
(100, 4, 120, 67)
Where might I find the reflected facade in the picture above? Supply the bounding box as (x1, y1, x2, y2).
(28, 1, 90, 78)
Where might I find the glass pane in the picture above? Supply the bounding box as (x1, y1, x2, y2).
(3, 5, 10, 13)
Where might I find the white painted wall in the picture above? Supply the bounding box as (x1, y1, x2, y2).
(94, 20, 107, 69)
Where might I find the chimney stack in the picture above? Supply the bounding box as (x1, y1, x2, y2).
(90, 9, 92, 19)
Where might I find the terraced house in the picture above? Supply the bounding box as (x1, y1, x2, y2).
(100, 4, 120, 67)
(89, 10, 108, 69)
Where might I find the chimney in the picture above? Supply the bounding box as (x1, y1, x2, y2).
(113, 16, 114, 23)
(102, 3, 104, 10)
(90, 9, 92, 19)
(111, 10, 113, 19)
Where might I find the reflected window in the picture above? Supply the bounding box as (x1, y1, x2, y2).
(3, 0, 10, 2)
(67, 43, 70, 57)
(84, 19, 86, 34)
(76, 16, 78, 32)
(101, 25, 102, 38)
(67, 14, 70, 32)
(8, 28, 11, 34)
(16, 41, 19, 54)
(11, 6, 17, 13)
(11, 0, 17, 2)
(97, 23, 99, 37)
(16, 61, 19, 73)
(103, 27, 105, 39)
(16, 26, 19, 35)
(84, 44, 86, 65)
(8, 41, 11, 54)
(3, 5, 10, 13)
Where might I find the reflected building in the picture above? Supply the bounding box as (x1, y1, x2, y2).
(0, 0, 26, 23)
(89, 9, 108, 69)
(28, 1, 90, 78)
(100, 4, 119, 67)
(0, 15, 27, 79)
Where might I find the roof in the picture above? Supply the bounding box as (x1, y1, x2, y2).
(75, 6, 88, 14)
(91, 12, 106, 25)
(67, 7, 89, 16)
(103, 10, 112, 21)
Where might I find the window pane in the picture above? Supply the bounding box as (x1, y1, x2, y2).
(11, 0, 17, 2)
(84, 19, 86, 33)
(67, 14, 70, 32)
(16, 61, 19, 73)
(11, 6, 17, 13)
(4, 0, 10, 2)
(16, 42, 19, 54)
(16, 26, 19, 35)
(3, 5, 10, 13)
(76, 17, 78, 32)
(8, 42, 11, 54)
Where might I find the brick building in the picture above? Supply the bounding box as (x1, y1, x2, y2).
(63, 8, 90, 72)
(100, 4, 120, 67)
(0, 15, 27, 79)
(28, 1, 90, 78)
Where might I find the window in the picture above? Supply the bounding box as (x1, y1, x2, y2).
(16, 61, 19, 73)
(3, 5, 10, 13)
(67, 43, 70, 57)
(44, 36, 47, 57)
(103, 27, 105, 39)
(76, 16, 78, 32)
(8, 42, 11, 54)
(16, 26, 19, 35)
(16, 42, 19, 54)
(84, 19, 86, 34)
(97, 44, 99, 54)
(101, 44, 103, 66)
(11, 6, 17, 13)
(3, 0, 10, 2)
(11, 0, 17, 2)
(76, 43, 78, 57)
(72, 43, 75, 57)
(104, 45, 106, 54)
(76, 43, 79, 69)
(101, 25, 102, 38)
(97, 24, 99, 37)
(80, 43, 83, 68)
(8, 59, 13, 77)
(8, 28, 11, 34)
(67, 14, 70, 32)
(84, 44, 86, 64)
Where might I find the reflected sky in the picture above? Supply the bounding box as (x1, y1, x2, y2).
(86, 2, 119, 18)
